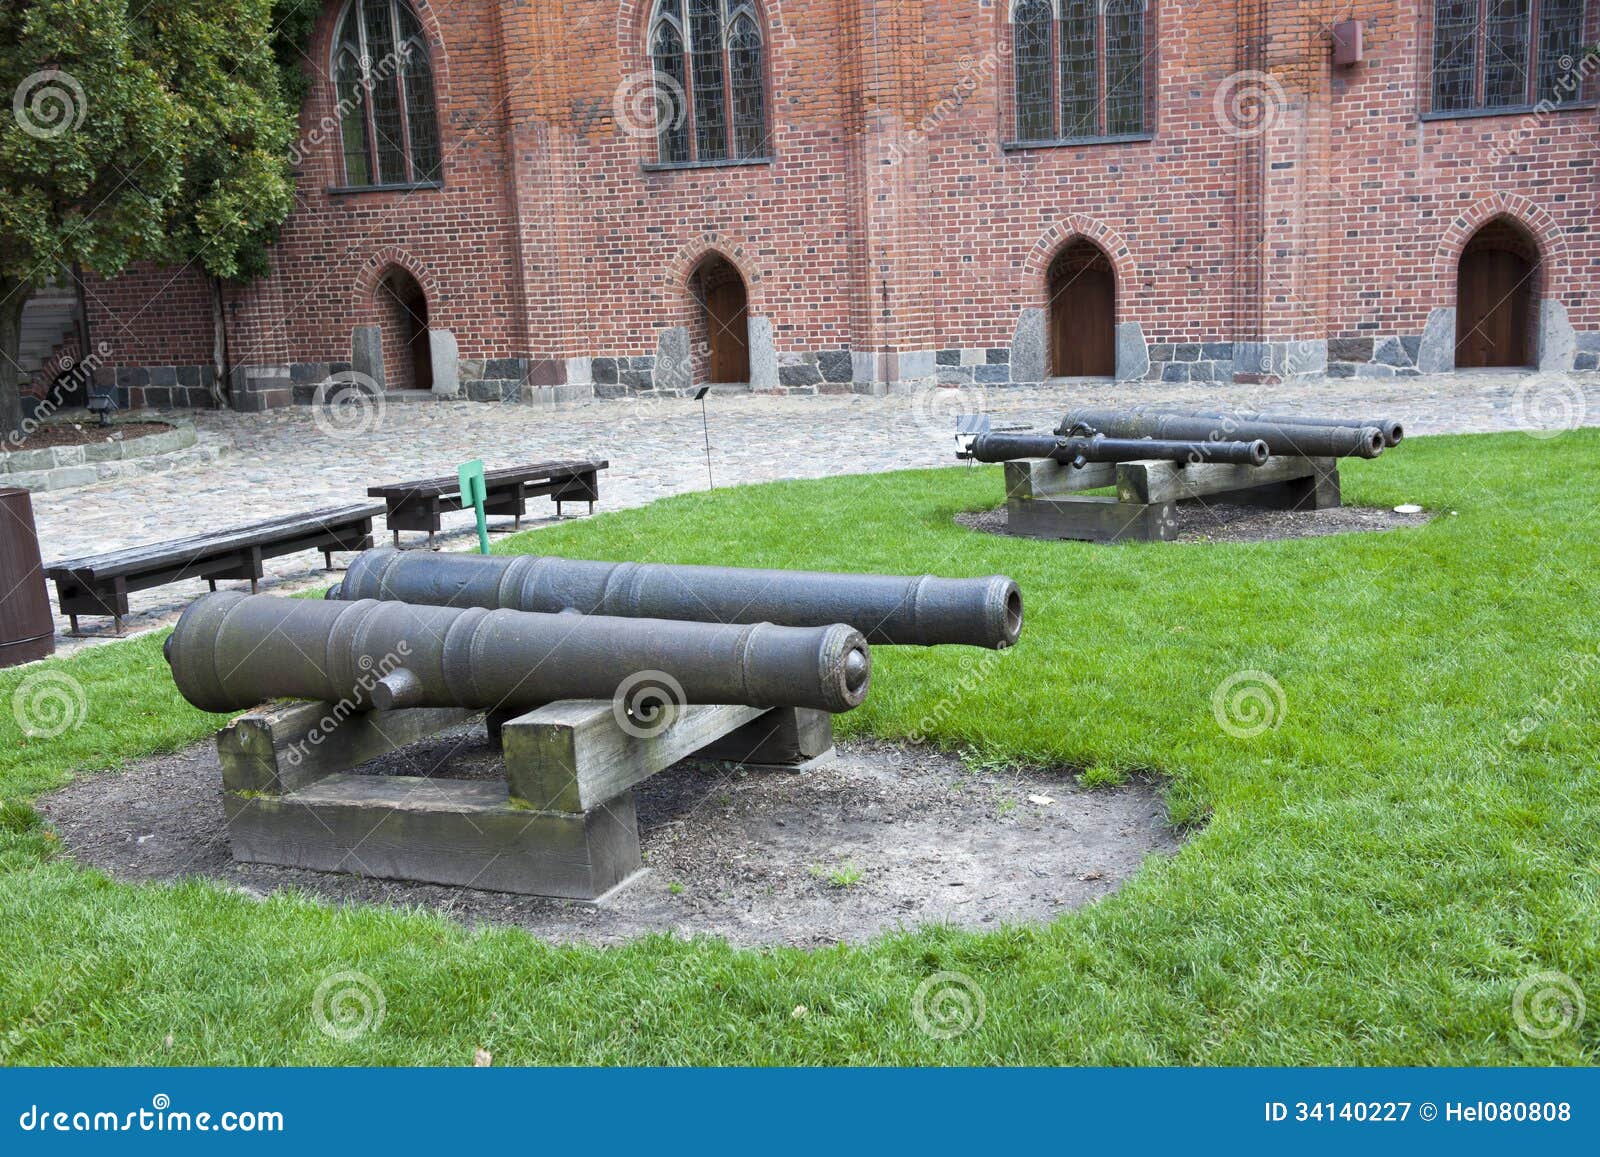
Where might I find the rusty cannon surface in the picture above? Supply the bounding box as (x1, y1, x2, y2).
(1058, 407, 1389, 460)
(962, 430, 1270, 468)
(164, 591, 871, 715)
(328, 545, 1023, 650)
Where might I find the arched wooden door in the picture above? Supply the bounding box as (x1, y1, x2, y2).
(378, 268, 432, 391)
(1048, 240, 1116, 377)
(1455, 220, 1538, 369)
(693, 256, 750, 384)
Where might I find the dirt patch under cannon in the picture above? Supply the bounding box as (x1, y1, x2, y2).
(957, 501, 1434, 545)
(37, 727, 1179, 949)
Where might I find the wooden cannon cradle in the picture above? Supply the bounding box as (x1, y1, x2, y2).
(1001, 454, 1341, 544)
(215, 697, 833, 901)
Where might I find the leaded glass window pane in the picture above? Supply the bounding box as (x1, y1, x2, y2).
(1432, 0, 1480, 112)
(652, 19, 690, 163)
(1103, 0, 1145, 136)
(1013, 0, 1053, 141)
(689, 0, 728, 161)
(1059, 0, 1098, 139)
(1537, 0, 1588, 104)
(335, 49, 371, 186)
(1483, 0, 1532, 108)
(728, 12, 766, 159)
(360, 0, 409, 185)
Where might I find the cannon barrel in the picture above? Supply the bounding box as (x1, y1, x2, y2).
(966, 430, 1270, 467)
(1058, 408, 1387, 459)
(164, 592, 871, 715)
(329, 546, 1023, 650)
(1119, 405, 1404, 448)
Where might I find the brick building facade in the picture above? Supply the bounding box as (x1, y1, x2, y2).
(69, 0, 1600, 411)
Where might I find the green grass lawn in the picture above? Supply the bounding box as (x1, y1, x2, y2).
(1, 430, 1596, 1065)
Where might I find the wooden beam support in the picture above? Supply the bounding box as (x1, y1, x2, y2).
(216, 700, 472, 796)
(224, 776, 641, 900)
(502, 700, 769, 814)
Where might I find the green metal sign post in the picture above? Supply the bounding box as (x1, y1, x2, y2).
(457, 459, 490, 555)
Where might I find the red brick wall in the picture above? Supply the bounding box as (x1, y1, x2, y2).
(80, 0, 1600, 392)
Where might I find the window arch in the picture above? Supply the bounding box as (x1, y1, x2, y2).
(1010, 0, 1151, 144)
(332, 0, 442, 187)
(648, 0, 769, 164)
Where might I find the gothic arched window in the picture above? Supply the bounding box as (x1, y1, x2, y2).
(1011, 0, 1151, 144)
(648, 0, 769, 164)
(333, 0, 442, 187)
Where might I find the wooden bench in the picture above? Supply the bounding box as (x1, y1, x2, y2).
(46, 503, 383, 635)
(369, 458, 607, 548)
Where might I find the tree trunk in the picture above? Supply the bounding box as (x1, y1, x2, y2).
(0, 280, 30, 439)
(209, 276, 230, 407)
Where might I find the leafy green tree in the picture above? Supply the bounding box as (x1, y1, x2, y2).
(0, 0, 312, 434)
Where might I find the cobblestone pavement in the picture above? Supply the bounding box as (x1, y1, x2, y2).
(23, 369, 1597, 654)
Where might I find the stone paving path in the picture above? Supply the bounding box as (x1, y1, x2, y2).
(23, 370, 1597, 654)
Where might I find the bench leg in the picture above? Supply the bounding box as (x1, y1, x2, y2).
(392, 529, 400, 547)
(208, 579, 217, 592)
(68, 614, 79, 635)
(427, 530, 437, 550)
(556, 501, 564, 518)
(588, 500, 595, 516)
(322, 549, 333, 570)
(249, 578, 259, 594)
(113, 614, 123, 636)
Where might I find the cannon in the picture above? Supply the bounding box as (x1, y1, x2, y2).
(963, 430, 1269, 468)
(328, 545, 1023, 650)
(164, 591, 871, 715)
(1058, 407, 1387, 459)
(1149, 406, 1404, 448)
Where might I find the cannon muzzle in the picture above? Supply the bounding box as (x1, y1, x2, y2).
(1059, 407, 1386, 459)
(966, 430, 1269, 467)
(331, 546, 1023, 650)
(166, 592, 871, 715)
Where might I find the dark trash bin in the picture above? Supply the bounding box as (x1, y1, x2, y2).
(0, 487, 57, 666)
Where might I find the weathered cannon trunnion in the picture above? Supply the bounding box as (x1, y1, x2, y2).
(1058, 408, 1387, 460)
(329, 545, 1024, 650)
(966, 431, 1270, 468)
(166, 591, 871, 715)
